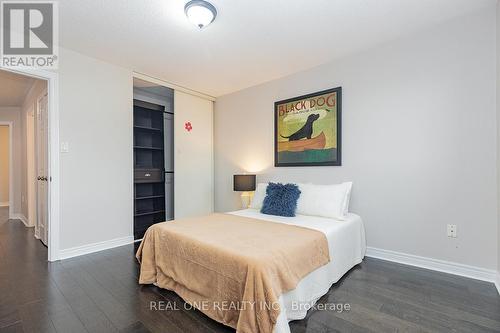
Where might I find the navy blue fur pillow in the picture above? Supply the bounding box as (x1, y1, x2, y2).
(260, 183, 301, 217)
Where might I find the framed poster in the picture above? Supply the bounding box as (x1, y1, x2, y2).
(275, 87, 341, 167)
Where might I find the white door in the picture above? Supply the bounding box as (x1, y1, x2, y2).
(35, 93, 49, 245)
(174, 91, 213, 218)
(26, 107, 36, 228)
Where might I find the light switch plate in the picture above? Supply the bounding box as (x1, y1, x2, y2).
(60, 142, 69, 153)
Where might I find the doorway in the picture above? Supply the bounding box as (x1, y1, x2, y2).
(0, 67, 57, 260)
(0, 123, 11, 209)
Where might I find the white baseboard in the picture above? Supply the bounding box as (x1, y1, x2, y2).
(0, 202, 8, 207)
(59, 235, 134, 260)
(365, 247, 497, 283)
(9, 213, 31, 227)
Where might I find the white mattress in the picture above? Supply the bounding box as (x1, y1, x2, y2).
(229, 209, 366, 333)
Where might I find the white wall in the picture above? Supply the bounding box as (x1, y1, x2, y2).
(0, 53, 134, 251)
(0, 107, 22, 214)
(58, 48, 133, 250)
(215, 8, 498, 270)
(0, 125, 9, 204)
(496, 1, 500, 283)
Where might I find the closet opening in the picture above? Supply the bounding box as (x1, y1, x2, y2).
(133, 77, 174, 241)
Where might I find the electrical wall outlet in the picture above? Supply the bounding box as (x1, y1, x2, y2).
(447, 224, 457, 238)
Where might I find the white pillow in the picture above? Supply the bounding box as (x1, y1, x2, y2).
(296, 182, 352, 220)
(342, 182, 352, 216)
(249, 183, 268, 209)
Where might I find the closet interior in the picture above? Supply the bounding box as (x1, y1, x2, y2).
(133, 78, 174, 240)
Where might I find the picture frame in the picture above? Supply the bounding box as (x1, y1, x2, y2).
(274, 87, 342, 167)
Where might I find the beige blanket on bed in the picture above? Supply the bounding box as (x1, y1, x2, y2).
(136, 213, 330, 333)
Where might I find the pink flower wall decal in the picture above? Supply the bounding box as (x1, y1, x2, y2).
(184, 122, 193, 132)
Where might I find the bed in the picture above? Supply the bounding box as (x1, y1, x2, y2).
(136, 208, 366, 333)
(230, 209, 366, 333)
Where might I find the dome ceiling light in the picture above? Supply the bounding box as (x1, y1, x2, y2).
(184, 0, 217, 29)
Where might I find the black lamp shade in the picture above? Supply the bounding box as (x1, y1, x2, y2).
(233, 174, 256, 191)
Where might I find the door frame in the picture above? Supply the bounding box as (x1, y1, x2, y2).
(0, 122, 13, 211)
(0, 66, 60, 262)
(133, 71, 215, 102)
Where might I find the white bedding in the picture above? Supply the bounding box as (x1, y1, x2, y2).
(229, 209, 366, 333)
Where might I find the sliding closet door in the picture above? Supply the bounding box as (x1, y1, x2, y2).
(174, 91, 213, 218)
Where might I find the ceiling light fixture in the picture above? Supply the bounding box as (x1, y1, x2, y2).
(184, 0, 217, 29)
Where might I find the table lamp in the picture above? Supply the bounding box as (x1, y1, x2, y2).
(233, 174, 256, 208)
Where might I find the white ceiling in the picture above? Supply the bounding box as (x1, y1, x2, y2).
(0, 70, 35, 106)
(60, 0, 496, 97)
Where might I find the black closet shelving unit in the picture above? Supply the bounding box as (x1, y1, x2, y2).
(133, 99, 166, 240)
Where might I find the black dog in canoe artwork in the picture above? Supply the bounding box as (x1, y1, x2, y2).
(280, 113, 320, 141)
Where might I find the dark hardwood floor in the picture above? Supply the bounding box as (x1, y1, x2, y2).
(0, 207, 499, 333)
